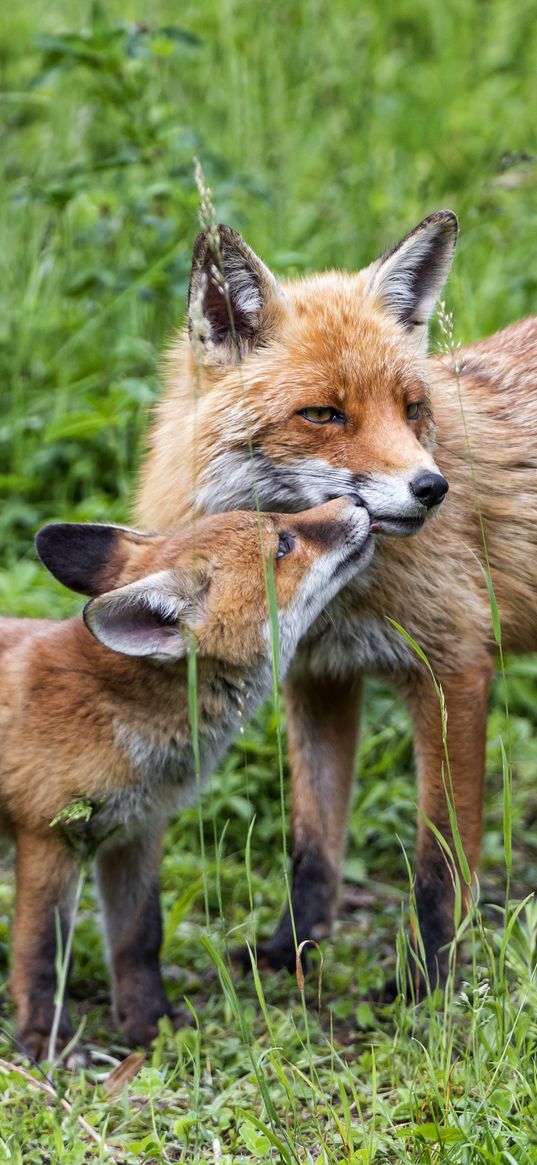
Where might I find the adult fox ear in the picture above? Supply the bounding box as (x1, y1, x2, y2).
(188, 225, 285, 362)
(365, 211, 458, 350)
(35, 522, 155, 596)
(83, 569, 203, 659)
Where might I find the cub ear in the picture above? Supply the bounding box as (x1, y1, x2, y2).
(35, 522, 154, 596)
(84, 570, 201, 659)
(365, 210, 458, 350)
(188, 224, 284, 362)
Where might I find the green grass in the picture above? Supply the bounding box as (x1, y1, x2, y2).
(1, 0, 537, 1160)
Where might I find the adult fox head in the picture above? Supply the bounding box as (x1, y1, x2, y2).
(138, 212, 457, 538)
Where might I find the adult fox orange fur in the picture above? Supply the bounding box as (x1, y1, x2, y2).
(136, 211, 537, 989)
(0, 499, 372, 1057)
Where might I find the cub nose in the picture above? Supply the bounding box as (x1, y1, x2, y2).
(410, 471, 449, 509)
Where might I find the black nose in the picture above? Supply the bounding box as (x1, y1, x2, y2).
(410, 471, 449, 509)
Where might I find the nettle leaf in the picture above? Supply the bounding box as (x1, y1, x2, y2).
(50, 797, 97, 828)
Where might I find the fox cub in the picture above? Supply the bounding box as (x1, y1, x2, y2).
(0, 498, 372, 1058)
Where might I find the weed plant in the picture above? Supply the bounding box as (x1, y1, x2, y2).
(1, 1, 537, 1161)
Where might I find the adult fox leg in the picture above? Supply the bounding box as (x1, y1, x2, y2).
(96, 824, 172, 1046)
(12, 830, 79, 1060)
(257, 670, 363, 971)
(405, 659, 492, 990)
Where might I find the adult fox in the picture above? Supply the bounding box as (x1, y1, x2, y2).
(136, 211, 537, 988)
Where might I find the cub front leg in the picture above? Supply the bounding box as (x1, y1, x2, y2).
(254, 670, 363, 972)
(12, 830, 79, 1061)
(405, 659, 492, 991)
(96, 824, 173, 1046)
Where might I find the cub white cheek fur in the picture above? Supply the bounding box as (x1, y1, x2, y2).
(276, 505, 374, 671)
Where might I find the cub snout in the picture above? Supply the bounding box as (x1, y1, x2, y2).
(289, 495, 372, 551)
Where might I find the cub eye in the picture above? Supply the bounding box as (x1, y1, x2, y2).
(298, 407, 345, 425)
(406, 402, 422, 422)
(276, 531, 295, 560)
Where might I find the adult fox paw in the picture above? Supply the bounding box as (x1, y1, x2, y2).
(120, 1003, 193, 1047)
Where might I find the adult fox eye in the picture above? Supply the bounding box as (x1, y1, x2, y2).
(298, 407, 345, 424)
(406, 402, 422, 422)
(276, 531, 295, 560)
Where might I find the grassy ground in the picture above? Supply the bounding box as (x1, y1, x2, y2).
(1, 0, 537, 1160)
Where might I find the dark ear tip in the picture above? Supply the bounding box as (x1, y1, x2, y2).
(35, 523, 70, 566)
(427, 209, 459, 238)
(440, 210, 458, 236)
(191, 223, 244, 268)
(216, 223, 244, 244)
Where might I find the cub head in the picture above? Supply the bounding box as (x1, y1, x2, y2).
(36, 499, 372, 670)
(159, 212, 457, 538)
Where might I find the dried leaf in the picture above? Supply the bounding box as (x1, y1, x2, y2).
(103, 1051, 145, 1098)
